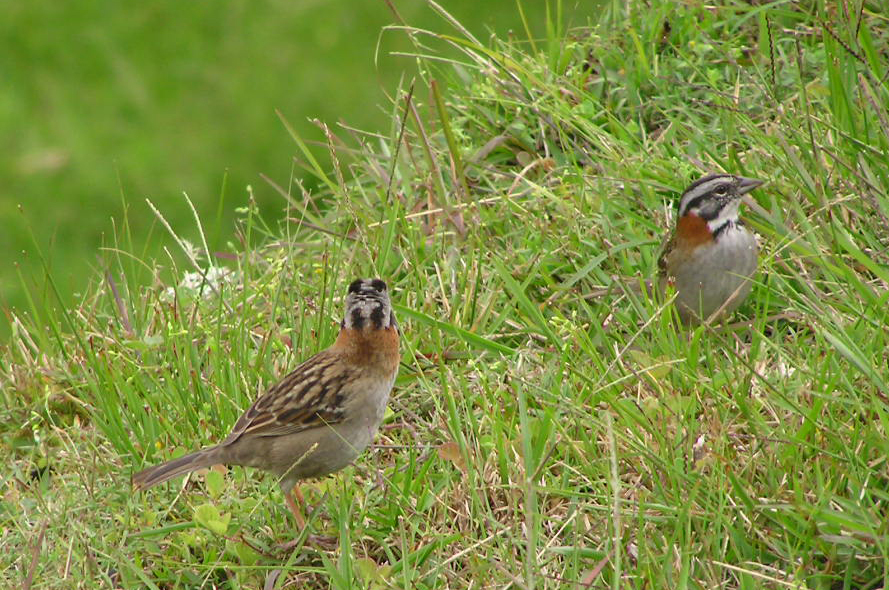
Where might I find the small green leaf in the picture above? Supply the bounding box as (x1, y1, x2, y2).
(628, 349, 672, 380)
(193, 503, 230, 536)
(205, 469, 224, 499)
(355, 557, 382, 582)
(226, 539, 260, 566)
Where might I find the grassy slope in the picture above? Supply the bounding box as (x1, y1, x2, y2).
(3, 0, 889, 588)
(0, 0, 577, 326)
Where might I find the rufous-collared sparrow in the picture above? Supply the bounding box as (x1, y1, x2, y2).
(132, 278, 400, 525)
(658, 174, 764, 324)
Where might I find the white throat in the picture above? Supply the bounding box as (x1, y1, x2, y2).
(707, 199, 741, 234)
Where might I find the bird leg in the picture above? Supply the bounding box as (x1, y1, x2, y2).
(284, 486, 306, 528)
(277, 485, 341, 551)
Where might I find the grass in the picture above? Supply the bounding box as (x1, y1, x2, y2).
(4, 0, 889, 588)
(0, 0, 582, 330)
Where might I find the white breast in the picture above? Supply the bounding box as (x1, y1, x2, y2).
(672, 224, 758, 323)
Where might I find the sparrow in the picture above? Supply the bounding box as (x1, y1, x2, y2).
(658, 174, 764, 324)
(132, 278, 400, 525)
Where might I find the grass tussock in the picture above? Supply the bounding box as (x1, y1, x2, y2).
(3, 1, 889, 588)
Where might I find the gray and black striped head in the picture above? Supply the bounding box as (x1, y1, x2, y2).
(678, 174, 763, 231)
(342, 278, 396, 331)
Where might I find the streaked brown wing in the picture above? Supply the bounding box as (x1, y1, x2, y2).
(657, 233, 674, 279)
(222, 350, 348, 444)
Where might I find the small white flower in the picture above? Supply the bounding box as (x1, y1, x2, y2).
(160, 266, 238, 302)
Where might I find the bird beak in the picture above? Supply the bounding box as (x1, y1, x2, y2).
(736, 177, 764, 195)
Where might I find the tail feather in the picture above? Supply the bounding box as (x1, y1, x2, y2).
(132, 447, 222, 490)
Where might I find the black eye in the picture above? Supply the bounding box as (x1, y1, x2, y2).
(714, 185, 728, 196)
(370, 279, 387, 292)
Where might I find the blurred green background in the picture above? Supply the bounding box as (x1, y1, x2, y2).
(1, 0, 597, 332)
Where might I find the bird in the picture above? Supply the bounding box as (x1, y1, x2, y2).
(657, 174, 764, 325)
(132, 278, 400, 526)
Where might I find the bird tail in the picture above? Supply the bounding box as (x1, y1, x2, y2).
(132, 447, 222, 490)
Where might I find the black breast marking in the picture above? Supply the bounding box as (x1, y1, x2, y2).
(711, 219, 735, 240)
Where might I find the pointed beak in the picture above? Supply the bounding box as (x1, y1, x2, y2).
(736, 176, 764, 195)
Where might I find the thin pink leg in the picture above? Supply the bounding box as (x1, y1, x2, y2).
(284, 487, 306, 528)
